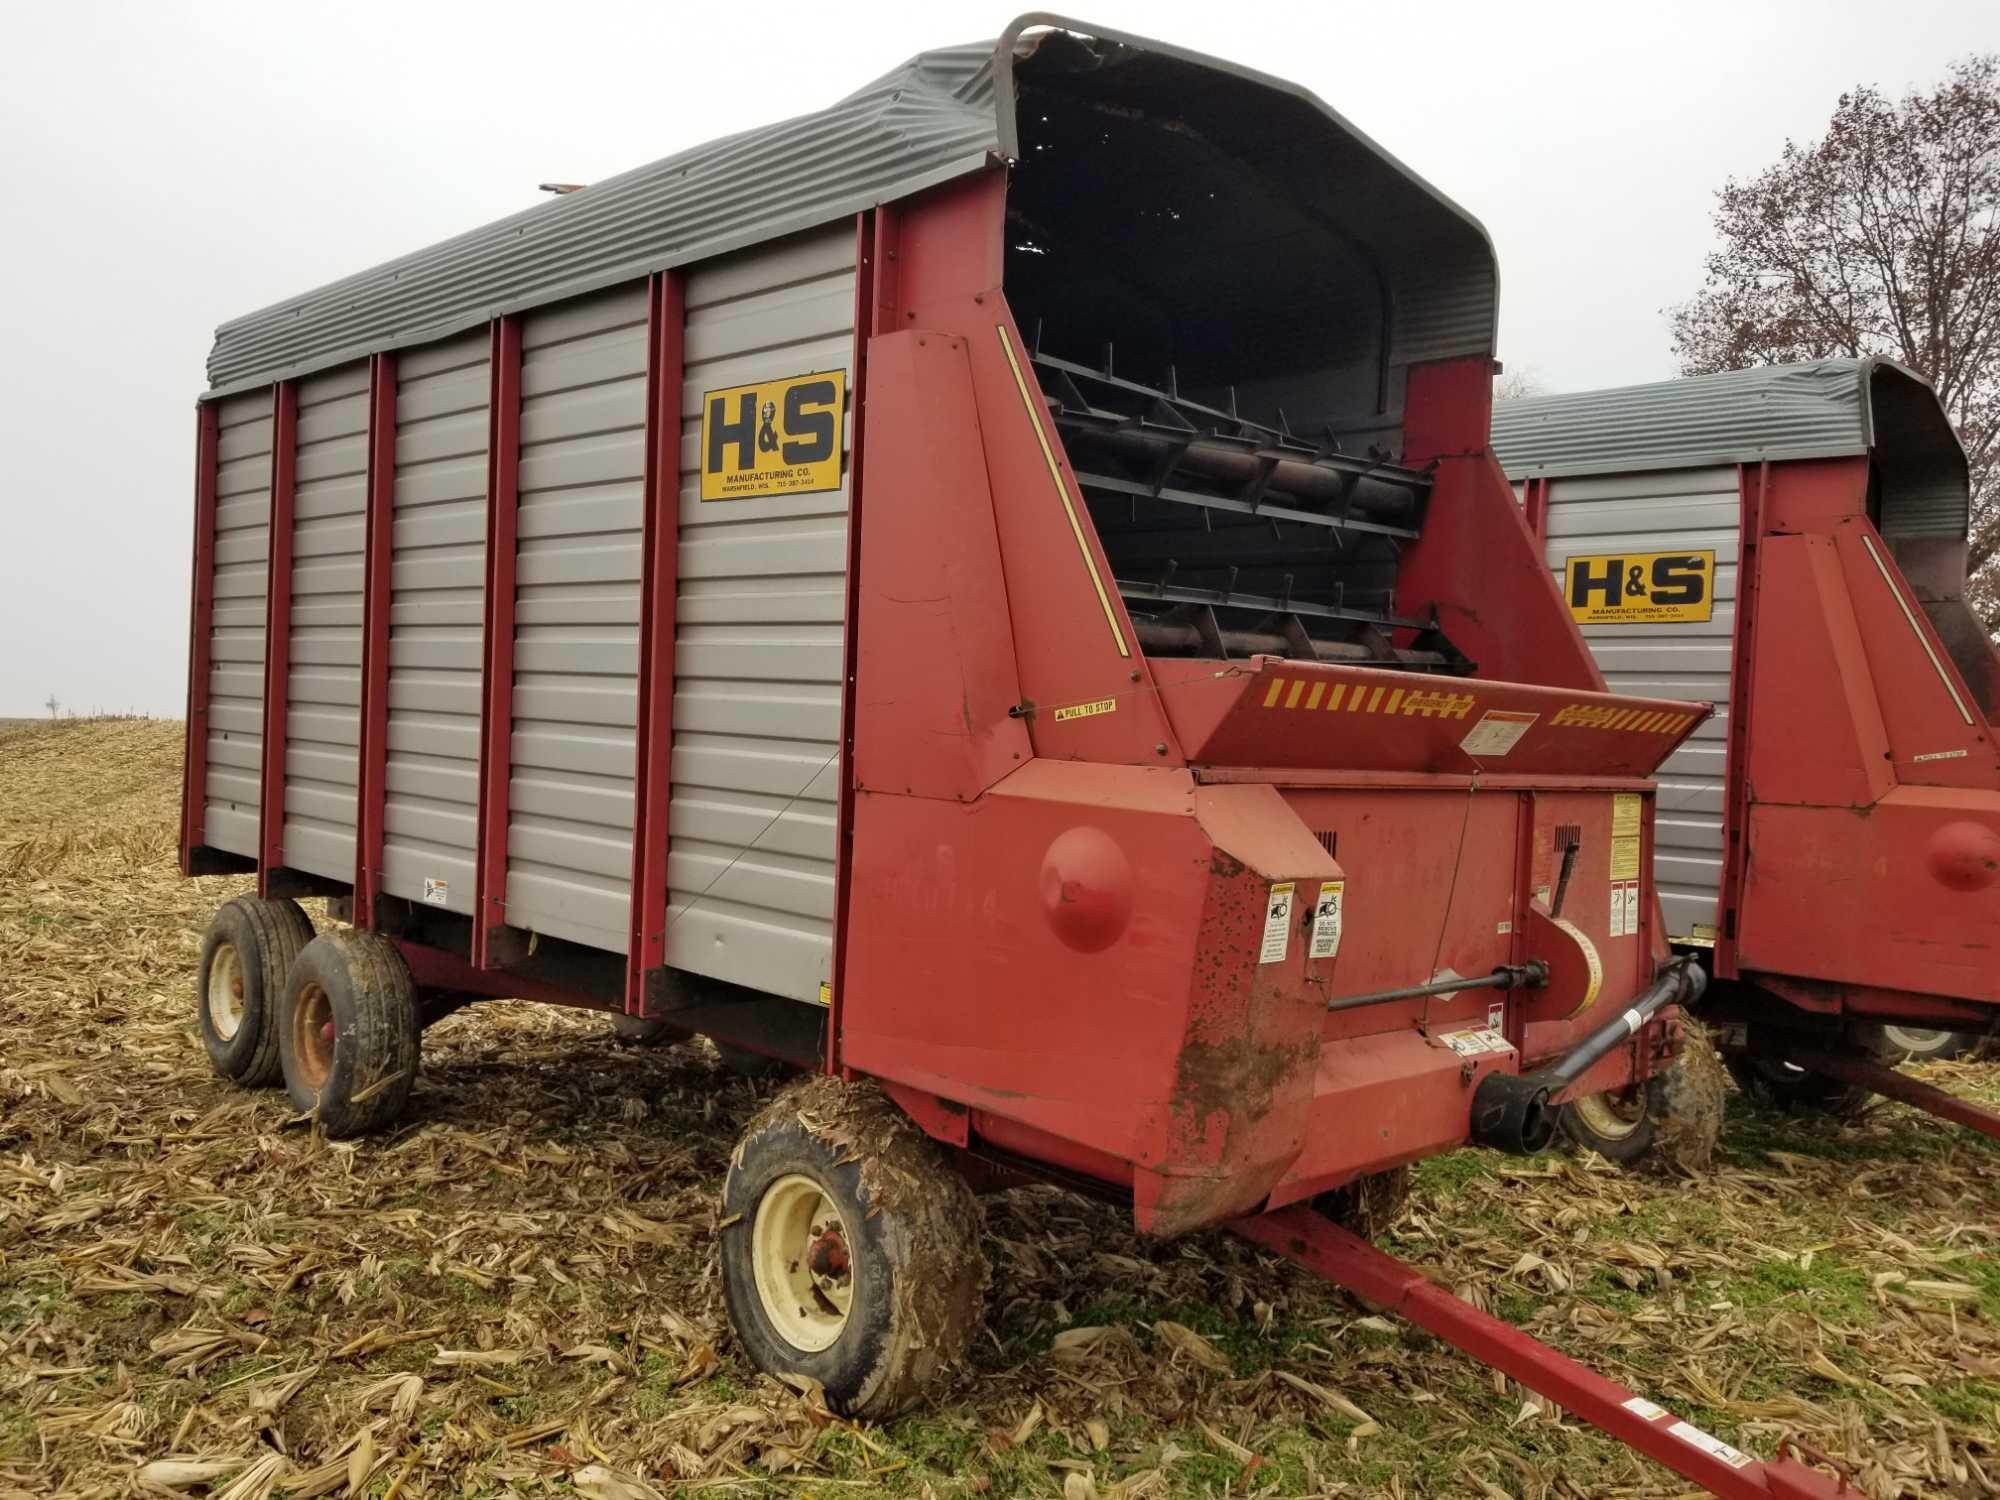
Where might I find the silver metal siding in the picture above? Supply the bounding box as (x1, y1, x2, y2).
(282, 363, 370, 881)
(204, 390, 274, 857)
(382, 331, 491, 913)
(1538, 467, 1742, 941)
(506, 284, 650, 952)
(666, 225, 857, 1004)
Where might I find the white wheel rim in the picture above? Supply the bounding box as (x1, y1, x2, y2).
(1572, 1087, 1647, 1142)
(1884, 1026, 1946, 1055)
(751, 1174, 855, 1353)
(207, 942, 246, 1041)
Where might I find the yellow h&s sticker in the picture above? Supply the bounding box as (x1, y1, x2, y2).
(1564, 549, 1716, 623)
(700, 371, 846, 501)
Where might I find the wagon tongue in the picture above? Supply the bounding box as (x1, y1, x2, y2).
(1151, 657, 1707, 777)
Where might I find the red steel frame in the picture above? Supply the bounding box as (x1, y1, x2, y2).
(473, 318, 523, 967)
(255, 381, 300, 895)
(353, 353, 398, 927)
(626, 273, 686, 1007)
(1714, 461, 1766, 972)
(179, 402, 222, 869)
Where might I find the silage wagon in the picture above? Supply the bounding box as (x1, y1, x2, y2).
(178, 16, 1851, 1495)
(1495, 362, 2000, 1145)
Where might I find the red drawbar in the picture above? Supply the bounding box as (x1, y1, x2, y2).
(353, 353, 398, 927)
(180, 402, 222, 870)
(1234, 1209, 1845, 1499)
(473, 318, 523, 966)
(626, 272, 686, 1008)
(256, 381, 300, 891)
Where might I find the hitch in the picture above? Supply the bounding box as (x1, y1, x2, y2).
(1471, 957, 1707, 1154)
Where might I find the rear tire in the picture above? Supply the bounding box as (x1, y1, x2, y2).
(277, 931, 420, 1138)
(1724, 1020, 1894, 1120)
(720, 1078, 984, 1419)
(1881, 1026, 1970, 1063)
(196, 897, 315, 1086)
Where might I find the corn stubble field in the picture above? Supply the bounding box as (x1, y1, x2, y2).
(2, 720, 1998, 1500)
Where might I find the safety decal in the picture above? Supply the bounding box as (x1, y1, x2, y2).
(1308, 881, 1344, 960)
(1611, 793, 1641, 837)
(1459, 709, 1538, 758)
(422, 877, 449, 907)
(1440, 1026, 1512, 1058)
(1913, 747, 1970, 762)
(1667, 1421, 1753, 1470)
(1564, 549, 1715, 624)
(1258, 677, 1475, 719)
(815, 981, 832, 1008)
(1052, 697, 1117, 723)
(1260, 881, 1295, 965)
(1608, 880, 1639, 938)
(700, 370, 846, 500)
(1551, 702, 1700, 736)
(1621, 1396, 1667, 1422)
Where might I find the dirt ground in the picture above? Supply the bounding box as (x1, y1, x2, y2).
(2, 719, 1997, 1499)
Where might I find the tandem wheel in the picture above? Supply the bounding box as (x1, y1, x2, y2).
(196, 896, 316, 1087)
(719, 1078, 985, 1419)
(1559, 1029, 1725, 1172)
(276, 930, 422, 1138)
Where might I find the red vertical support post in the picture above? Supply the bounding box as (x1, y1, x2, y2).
(626, 272, 687, 1010)
(257, 381, 300, 894)
(1522, 476, 1549, 546)
(353, 352, 398, 928)
(1714, 461, 1767, 980)
(181, 403, 222, 872)
(473, 318, 524, 968)
(827, 207, 901, 1072)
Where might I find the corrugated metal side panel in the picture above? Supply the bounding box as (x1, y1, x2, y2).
(204, 390, 274, 857)
(282, 363, 370, 881)
(1540, 466, 1742, 942)
(382, 330, 491, 913)
(666, 225, 856, 1005)
(505, 284, 650, 953)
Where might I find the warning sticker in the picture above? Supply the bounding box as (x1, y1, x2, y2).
(1260, 882, 1295, 964)
(1621, 1396, 1668, 1422)
(700, 371, 847, 500)
(1460, 710, 1538, 759)
(1667, 1420, 1752, 1470)
(1610, 834, 1641, 880)
(1608, 880, 1640, 938)
(1053, 697, 1117, 723)
(815, 981, 832, 1007)
(1441, 1027, 1512, 1058)
(1564, 550, 1716, 624)
(1308, 881, 1344, 960)
(1612, 792, 1642, 838)
(422, 877, 449, 907)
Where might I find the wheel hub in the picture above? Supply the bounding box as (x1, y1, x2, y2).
(293, 982, 336, 1090)
(751, 1175, 855, 1353)
(1571, 1085, 1648, 1142)
(206, 942, 246, 1041)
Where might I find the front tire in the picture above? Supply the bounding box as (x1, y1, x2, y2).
(196, 897, 315, 1086)
(720, 1078, 984, 1419)
(277, 931, 420, 1137)
(1560, 1030, 1725, 1173)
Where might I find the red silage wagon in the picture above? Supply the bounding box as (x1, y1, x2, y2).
(179, 17, 1848, 1496)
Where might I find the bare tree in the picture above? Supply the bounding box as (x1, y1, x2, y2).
(45, 693, 59, 720)
(1669, 55, 2000, 619)
(1495, 365, 1549, 403)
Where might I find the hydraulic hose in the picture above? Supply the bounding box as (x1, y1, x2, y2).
(1469, 957, 1707, 1155)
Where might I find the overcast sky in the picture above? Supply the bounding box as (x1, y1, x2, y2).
(1, 0, 1992, 718)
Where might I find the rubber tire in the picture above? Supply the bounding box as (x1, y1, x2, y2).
(1881, 1026, 1970, 1063)
(277, 931, 421, 1138)
(720, 1078, 984, 1420)
(1725, 1020, 1895, 1120)
(611, 1014, 676, 1046)
(1313, 1166, 1411, 1241)
(196, 896, 315, 1086)
(1560, 1031, 1726, 1173)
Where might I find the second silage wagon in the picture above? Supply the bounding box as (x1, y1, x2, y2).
(1495, 360, 2000, 1143)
